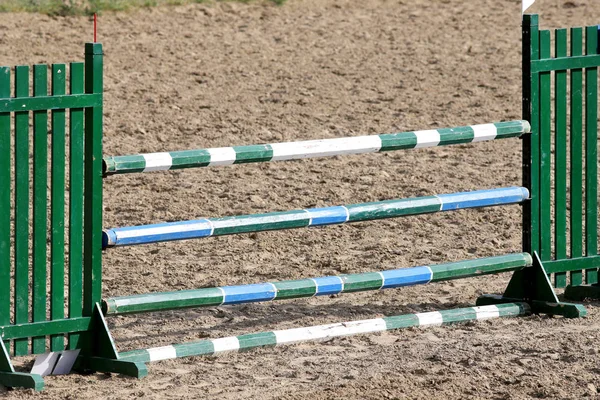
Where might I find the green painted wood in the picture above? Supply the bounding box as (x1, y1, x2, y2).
(13, 65, 30, 356)
(539, 30, 552, 262)
(238, 332, 277, 351)
(0, 339, 13, 372)
(346, 196, 440, 221)
(169, 149, 210, 169)
(50, 64, 66, 351)
(529, 299, 587, 318)
(584, 26, 598, 285)
(429, 253, 532, 281)
(91, 303, 119, 360)
(522, 14, 540, 258)
(83, 43, 104, 320)
(530, 54, 600, 72)
(341, 272, 383, 292)
(554, 29, 568, 288)
(0, 93, 101, 112)
(570, 27, 584, 286)
(493, 120, 532, 135)
(436, 126, 475, 145)
(0, 371, 44, 391)
(69, 62, 85, 350)
(378, 131, 417, 150)
(382, 314, 420, 329)
(0, 317, 92, 340)
(102, 287, 224, 314)
(32, 65, 48, 354)
(84, 357, 148, 379)
(272, 279, 317, 299)
(211, 211, 309, 236)
(173, 341, 214, 358)
(0, 67, 10, 352)
(439, 307, 477, 324)
(233, 144, 273, 164)
(544, 255, 600, 274)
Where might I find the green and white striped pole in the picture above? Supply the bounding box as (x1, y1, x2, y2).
(103, 120, 530, 175)
(118, 302, 531, 363)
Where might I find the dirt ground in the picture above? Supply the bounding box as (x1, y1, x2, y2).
(1, 0, 600, 398)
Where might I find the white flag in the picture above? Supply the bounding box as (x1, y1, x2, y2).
(523, 0, 535, 12)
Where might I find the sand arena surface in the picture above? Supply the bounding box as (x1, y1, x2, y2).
(1, 0, 600, 398)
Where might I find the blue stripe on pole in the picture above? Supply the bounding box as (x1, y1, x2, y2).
(222, 283, 277, 305)
(306, 206, 349, 226)
(438, 187, 529, 211)
(103, 219, 213, 246)
(313, 276, 344, 295)
(380, 266, 432, 288)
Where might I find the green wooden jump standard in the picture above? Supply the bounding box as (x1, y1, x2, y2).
(0, 14, 598, 391)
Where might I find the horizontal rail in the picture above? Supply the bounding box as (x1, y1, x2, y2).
(103, 120, 530, 175)
(103, 187, 529, 248)
(530, 54, 600, 73)
(543, 255, 600, 274)
(103, 253, 532, 315)
(118, 302, 531, 363)
(0, 317, 92, 341)
(0, 93, 101, 112)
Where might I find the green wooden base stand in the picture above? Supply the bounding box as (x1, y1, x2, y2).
(477, 252, 587, 319)
(0, 340, 44, 391)
(75, 304, 148, 380)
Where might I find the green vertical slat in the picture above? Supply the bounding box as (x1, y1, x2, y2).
(50, 64, 66, 351)
(68, 63, 85, 350)
(570, 27, 584, 286)
(554, 29, 568, 288)
(0, 67, 11, 352)
(523, 15, 540, 256)
(584, 26, 598, 284)
(539, 30, 552, 263)
(32, 65, 48, 354)
(83, 43, 103, 317)
(13, 66, 29, 356)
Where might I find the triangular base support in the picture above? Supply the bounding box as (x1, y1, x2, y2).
(74, 303, 148, 379)
(477, 252, 587, 318)
(0, 340, 44, 391)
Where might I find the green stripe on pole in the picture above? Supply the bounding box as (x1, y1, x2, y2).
(233, 144, 273, 164)
(346, 196, 441, 222)
(103, 287, 224, 314)
(238, 332, 277, 351)
(378, 131, 418, 150)
(272, 279, 317, 299)
(382, 314, 421, 329)
(341, 272, 383, 292)
(173, 340, 214, 359)
(106, 155, 145, 173)
(437, 126, 475, 145)
(496, 120, 531, 136)
(211, 210, 310, 236)
(170, 149, 211, 169)
(429, 253, 533, 281)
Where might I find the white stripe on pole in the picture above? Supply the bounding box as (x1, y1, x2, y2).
(522, 0, 535, 12)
